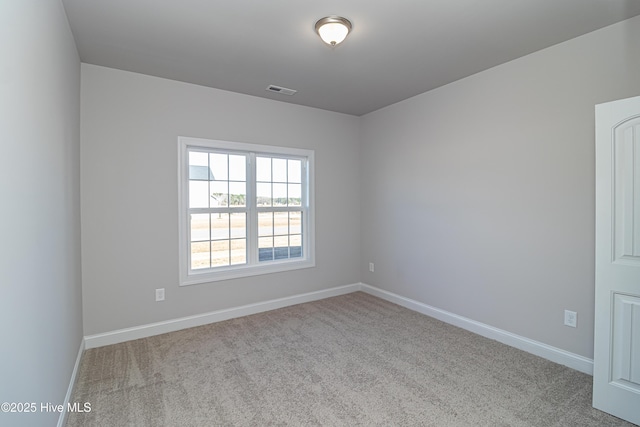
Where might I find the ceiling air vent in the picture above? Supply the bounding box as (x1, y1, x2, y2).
(266, 85, 297, 96)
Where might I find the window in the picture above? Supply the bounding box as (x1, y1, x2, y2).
(178, 137, 314, 285)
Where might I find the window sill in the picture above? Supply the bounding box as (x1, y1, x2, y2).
(179, 258, 316, 286)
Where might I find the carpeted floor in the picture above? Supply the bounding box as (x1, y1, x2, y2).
(67, 292, 635, 426)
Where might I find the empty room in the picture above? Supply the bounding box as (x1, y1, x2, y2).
(2, 1, 640, 426)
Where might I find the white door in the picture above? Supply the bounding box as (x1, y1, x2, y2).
(594, 95, 640, 425)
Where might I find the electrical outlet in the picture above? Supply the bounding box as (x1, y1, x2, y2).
(369, 262, 374, 272)
(155, 288, 165, 302)
(564, 310, 577, 327)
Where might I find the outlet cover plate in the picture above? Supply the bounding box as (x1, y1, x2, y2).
(564, 310, 577, 327)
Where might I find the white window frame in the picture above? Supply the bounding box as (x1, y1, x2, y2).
(178, 136, 315, 285)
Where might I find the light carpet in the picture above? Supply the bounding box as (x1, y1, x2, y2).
(67, 292, 635, 426)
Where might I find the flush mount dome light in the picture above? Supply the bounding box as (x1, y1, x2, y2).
(315, 16, 352, 46)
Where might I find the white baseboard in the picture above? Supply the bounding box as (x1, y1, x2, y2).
(57, 337, 85, 427)
(83, 282, 593, 375)
(359, 283, 594, 375)
(84, 283, 361, 349)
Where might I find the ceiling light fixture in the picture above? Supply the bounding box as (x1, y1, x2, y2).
(315, 16, 352, 47)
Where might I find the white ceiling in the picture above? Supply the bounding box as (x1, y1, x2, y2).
(62, 0, 640, 116)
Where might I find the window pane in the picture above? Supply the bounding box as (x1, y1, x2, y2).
(210, 181, 228, 207)
(259, 237, 273, 262)
(191, 241, 210, 270)
(272, 158, 287, 182)
(189, 181, 209, 208)
(211, 240, 230, 267)
(209, 153, 228, 180)
(228, 154, 246, 181)
(259, 236, 273, 248)
(190, 214, 210, 241)
(274, 235, 289, 260)
(256, 157, 271, 182)
(273, 183, 287, 206)
(230, 213, 246, 238)
(288, 160, 302, 183)
(290, 234, 302, 258)
(273, 212, 288, 236)
(211, 213, 230, 240)
(229, 182, 246, 206)
(258, 212, 273, 237)
(274, 235, 289, 247)
(189, 151, 208, 165)
(230, 239, 246, 265)
(288, 184, 301, 206)
(257, 183, 271, 207)
(289, 211, 301, 235)
(189, 151, 212, 180)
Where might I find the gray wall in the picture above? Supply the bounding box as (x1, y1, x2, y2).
(0, 1, 82, 426)
(80, 64, 361, 335)
(360, 15, 640, 358)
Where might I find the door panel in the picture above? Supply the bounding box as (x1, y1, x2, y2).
(613, 118, 640, 264)
(611, 293, 640, 388)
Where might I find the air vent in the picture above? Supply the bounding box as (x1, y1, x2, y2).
(266, 85, 297, 96)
